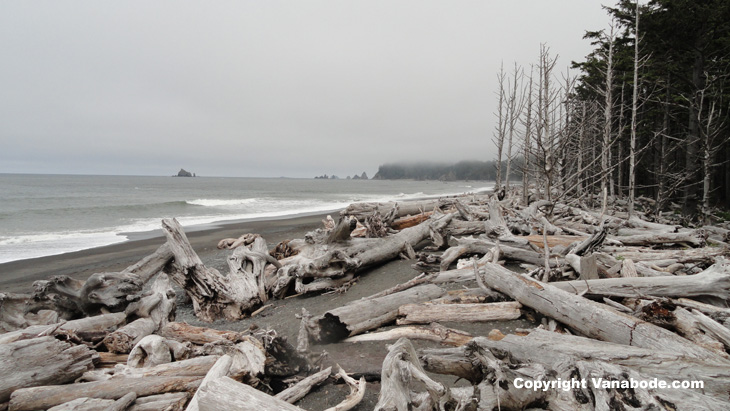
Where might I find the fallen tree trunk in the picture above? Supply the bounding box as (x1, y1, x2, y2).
(0, 312, 127, 345)
(315, 284, 445, 342)
(612, 230, 706, 247)
(0, 336, 97, 403)
(396, 302, 521, 325)
(9, 376, 201, 411)
(476, 262, 726, 361)
(197, 376, 305, 411)
(550, 258, 730, 299)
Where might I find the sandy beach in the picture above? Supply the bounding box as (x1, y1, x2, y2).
(0, 212, 332, 293)
(0, 208, 529, 409)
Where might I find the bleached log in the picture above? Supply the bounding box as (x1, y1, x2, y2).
(550, 258, 730, 299)
(315, 284, 445, 342)
(275, 367, 331, 404)
(129, 393, 188, 411)
(422, 330, 730, 407)
(340, 199, 450, 221)
(197, 376, 305, 411)
(375, 338, 452, 411)
(344, 323, 472, 346)
(0, 336, 97, 403)
(158, 322, 247, 345)
(673, 307, 727, 355)
(185, 355, 232, 411)
(31, 243, 173, 317)
(612, 230, 707, 247)
(687, 308, 730, 349)
(276, 214, 453, 294)
(476, 262, 724, 360)
(0, 312, 127, 345)
(116, 356, 220, 379)
(8, 376, 201, 411)
(396, 302, 521, 325)
(162, 218, 259, 322)
(325, 367, 366, 411)
(48, 397, 115, 410)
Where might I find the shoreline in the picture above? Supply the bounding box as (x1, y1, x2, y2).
(0, 211, 334, 293)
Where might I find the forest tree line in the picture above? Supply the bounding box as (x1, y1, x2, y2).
(490, 0, 729, 221)
(372, 160, 523, 182)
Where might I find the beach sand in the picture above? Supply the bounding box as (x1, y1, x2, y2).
(0, 211, 529, 409)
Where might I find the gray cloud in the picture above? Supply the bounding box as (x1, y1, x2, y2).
(0, 1, 609, 178)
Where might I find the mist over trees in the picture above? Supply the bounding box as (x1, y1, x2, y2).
(372, 160, 522, 181)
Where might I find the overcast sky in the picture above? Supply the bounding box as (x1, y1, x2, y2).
(1, 1, 610, 178)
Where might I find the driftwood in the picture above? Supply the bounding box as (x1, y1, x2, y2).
(186, 354, 233, 411)
(551, 257, 730, 299)
(344, 323, 473, 346)
(0, 312, 127, 345)
(31, 243, 173, 318)
(476, 262, 726, 361)
(612, 230, 706, 247)
(9, 376, 201, 411)
(0, 336, 97, 403)
(162, 218, 264, 321)
(374, 338, 454, 411)
(326, 366, 366, 411)
(315, 284, 445, 342)
(197, 376, 305, 411)
(275, 366, 332, 404)
(396, 301, 521, 325)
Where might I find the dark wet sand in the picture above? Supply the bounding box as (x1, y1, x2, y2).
(0, 212, 332, 293)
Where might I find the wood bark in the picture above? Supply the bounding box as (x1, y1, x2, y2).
(0, 336, 97, 403)
(9, 376, 201, 411)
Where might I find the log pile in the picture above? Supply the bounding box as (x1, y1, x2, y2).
(1, 189, 730, 410)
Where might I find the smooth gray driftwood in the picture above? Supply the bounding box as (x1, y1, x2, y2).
(9, 376, 201, 411)
(476, 262, 725, 361)
(315, 283, 445, 342)
(0, 336, 97, 403)
(197, 376, 305, 411)
(550, 257, 730, 299)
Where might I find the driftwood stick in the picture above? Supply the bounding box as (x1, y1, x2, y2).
(344, 323, 472, 346)
(275, 366, 332, 404)
(325, 366, 366, 411)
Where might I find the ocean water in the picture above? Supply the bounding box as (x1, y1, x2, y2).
(0, 174, 492, 264)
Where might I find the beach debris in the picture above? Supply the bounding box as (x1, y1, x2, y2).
(2, 189, 730, 409)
